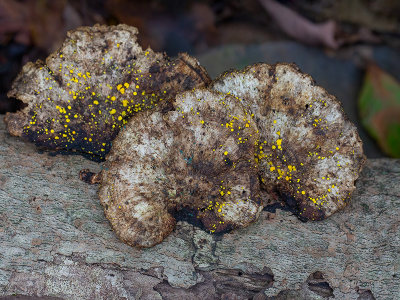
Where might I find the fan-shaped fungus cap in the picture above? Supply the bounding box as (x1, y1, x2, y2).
(211, 63, 365, 220)
(99, 88, 263, 247)
(5, 24, 210, 161)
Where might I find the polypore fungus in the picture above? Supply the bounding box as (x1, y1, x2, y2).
(99, 63, 365, 247)
(6, 23, 365, 247)
(99, 88, 263, 247)
(4, 24, 210, 161)
(211, 63, 366, 220)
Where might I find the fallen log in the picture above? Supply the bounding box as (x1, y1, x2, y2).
(0, 116, 399, 299)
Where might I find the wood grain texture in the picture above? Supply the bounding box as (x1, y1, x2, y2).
(0, 116, 399, 300)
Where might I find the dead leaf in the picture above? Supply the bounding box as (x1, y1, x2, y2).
(259, 0, 341, 49)
(358, 64, 400, 157)
(258, 0, 382, 49)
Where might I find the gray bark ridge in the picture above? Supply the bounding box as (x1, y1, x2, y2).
(0, 116, 399, 300)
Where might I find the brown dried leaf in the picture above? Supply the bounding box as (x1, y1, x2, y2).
(5, 24, 210, 161)
(259, 0, 382, 48)
(259, 0, 340, 49)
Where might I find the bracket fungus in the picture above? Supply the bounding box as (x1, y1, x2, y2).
(99, 88, 263, 247)
(211, 63, 366, 221)
(99, 63, 364, 248)
(4, 24, 210, 161)
(5, 24, 365, 247)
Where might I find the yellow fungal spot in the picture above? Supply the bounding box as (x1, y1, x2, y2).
(93, 100, 99, 105)
(270, 166, 275, 171)
(301, 191, 306, 195)
(224, 151, 228, 155)
(111, 96, 116, 101)
(124, 82, 129, 88)
(110, 109, 116, 115)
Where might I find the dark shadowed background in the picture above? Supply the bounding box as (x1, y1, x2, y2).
(1, 0, 399, 158)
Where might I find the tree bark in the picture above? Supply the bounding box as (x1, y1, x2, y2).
(0, 116, 399, 300)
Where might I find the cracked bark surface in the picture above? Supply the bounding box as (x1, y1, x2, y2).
(0, 115, 399, 300)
